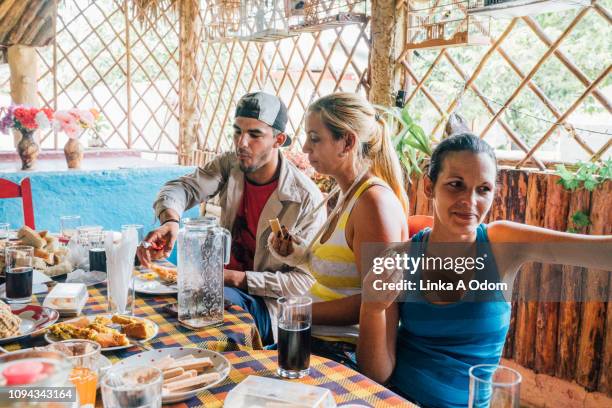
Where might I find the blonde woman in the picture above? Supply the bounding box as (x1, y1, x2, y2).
(271, 93, 409, 366)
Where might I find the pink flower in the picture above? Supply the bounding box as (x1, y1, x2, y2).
(64, 122, 83, 139)
(79, 110, 95, 128)
(55, 110, 82, 138)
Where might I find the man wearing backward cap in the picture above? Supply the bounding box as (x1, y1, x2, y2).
(139, 91, 325, 344)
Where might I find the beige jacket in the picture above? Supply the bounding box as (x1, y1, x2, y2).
(153, 151, 326, 340)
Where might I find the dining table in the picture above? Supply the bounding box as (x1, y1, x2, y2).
(2, 265, 413, 407)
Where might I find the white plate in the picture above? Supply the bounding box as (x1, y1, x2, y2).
(0, 304, 60, 344)
(44, 314, 159, 352)
(133, 275, 177, 295)
(115, 347, 231, 404)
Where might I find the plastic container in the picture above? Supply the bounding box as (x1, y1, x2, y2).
(224, 375, 337, 408)
(43, 283, 88, 316)
(0, 349, 78, 407)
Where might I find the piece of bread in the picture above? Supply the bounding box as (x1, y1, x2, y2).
(0, 299, 21, 339)
(269, 218, 282, 235)
(17, 226, 46, 248)
(45, 261, 72, 277)
(32, 257, 48, 271)
(123, 322, 155, 339)
(34, 248, 55, 265)
(111, 314, 136, 325)
(45, 236, 59, 253)
(163, 372, 220, 393)
(95, 331, 129, 348)
(149, 264, 177, 284)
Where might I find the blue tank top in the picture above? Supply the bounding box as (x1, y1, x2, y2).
(391, 224, 511, 408)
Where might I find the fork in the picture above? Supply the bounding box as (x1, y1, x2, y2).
(131, 339, 153, 351)
(108, 323, 154, 351)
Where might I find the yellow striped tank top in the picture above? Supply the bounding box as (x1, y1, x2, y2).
(308, 177, 389, 342)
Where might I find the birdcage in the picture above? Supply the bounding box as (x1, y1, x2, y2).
(289, 0, 367, 32)
(405, 0, 490, 50)
(238, 0, 298, 42)
(203, 0, 242, 42)
(468, 0, 590, 18)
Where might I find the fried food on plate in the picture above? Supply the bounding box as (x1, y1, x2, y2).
(149, 264, 177, 284)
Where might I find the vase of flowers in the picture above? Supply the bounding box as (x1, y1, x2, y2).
(55, 109, 98, 169)
(0, 105, 54, 170)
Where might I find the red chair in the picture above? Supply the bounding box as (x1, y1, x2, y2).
(408, 215, 433, 238)
(0, 177, 35, 229)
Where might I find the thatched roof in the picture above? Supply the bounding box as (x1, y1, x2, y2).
(0, 0, 57, 64)
(0, 0, 57, 47)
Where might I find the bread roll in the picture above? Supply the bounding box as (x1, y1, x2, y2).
(18, 226, 46, 248)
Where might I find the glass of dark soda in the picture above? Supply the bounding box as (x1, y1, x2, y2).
(5, 246, 34, 303)
(277, 296, 312, 379)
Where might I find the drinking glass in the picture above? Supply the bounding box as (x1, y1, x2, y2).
(77, 225, 103, 245)
(4, 246, 34, 303)
(45, 339, 101, 407)
(122, 224, 144, 267)
(88, 231, 107, 273)
(60, 215, 82, 242)
(0, 223, 9, 241)
(67, 227, 107, 286)
(107, 228, 137, 316)
(468, 364, 522, 408)
(121, 225, 144, 242)
(277, 296, 312, 379)
(101, 365, 163, 408)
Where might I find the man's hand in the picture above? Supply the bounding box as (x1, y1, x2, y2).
(270, 225, 295, 257)
(137, 222, 179, 267)
(224, 269, 247, 290)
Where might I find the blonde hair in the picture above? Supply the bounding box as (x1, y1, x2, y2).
(308, 92, 409, 216)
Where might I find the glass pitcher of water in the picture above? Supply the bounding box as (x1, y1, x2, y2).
(177, 217, 230, 329)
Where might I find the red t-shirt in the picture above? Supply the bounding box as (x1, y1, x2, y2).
(226, 178, 279, 271)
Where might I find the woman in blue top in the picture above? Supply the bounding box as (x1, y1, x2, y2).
(358, 133, 612, 407)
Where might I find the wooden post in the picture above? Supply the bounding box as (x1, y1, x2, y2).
(556, 187, 590, 380)
(597, 181, 612, 394)
(178, 0, 201, 165)
(575, 179, 611, 391)
(7, 44, 38, 146)
(513, 172, 548, 369)
(369, 0, 405, 106)
(535, 175, 570, 375)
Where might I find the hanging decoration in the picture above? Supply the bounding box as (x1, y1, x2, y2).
(238, 0, 298, 42)
(203, 0, 242, 42)
(405, 0, 491, 50)
(289, 0, 367, 32)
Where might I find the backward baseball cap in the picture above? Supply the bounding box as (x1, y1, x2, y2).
(235, 91, 291, 147)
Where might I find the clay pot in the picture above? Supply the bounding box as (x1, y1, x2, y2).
(16, 130, 39, 170)
(64, 138, 84, 169)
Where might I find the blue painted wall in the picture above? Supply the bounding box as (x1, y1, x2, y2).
(0, 166, 200, 263)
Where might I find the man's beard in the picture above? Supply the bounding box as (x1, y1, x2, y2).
(237, 147, 272, 174)
(239, 162, 258, 173)
(237, 153, 263, 174)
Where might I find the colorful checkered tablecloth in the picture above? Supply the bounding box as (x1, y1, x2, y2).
(2, 266, 410, 407)
(3, 281, 263, 354)
(166, 350, 413, 408)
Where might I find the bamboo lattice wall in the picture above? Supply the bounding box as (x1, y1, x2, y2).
(398, 0, 611, 169)
(0, 0, 609, 165)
